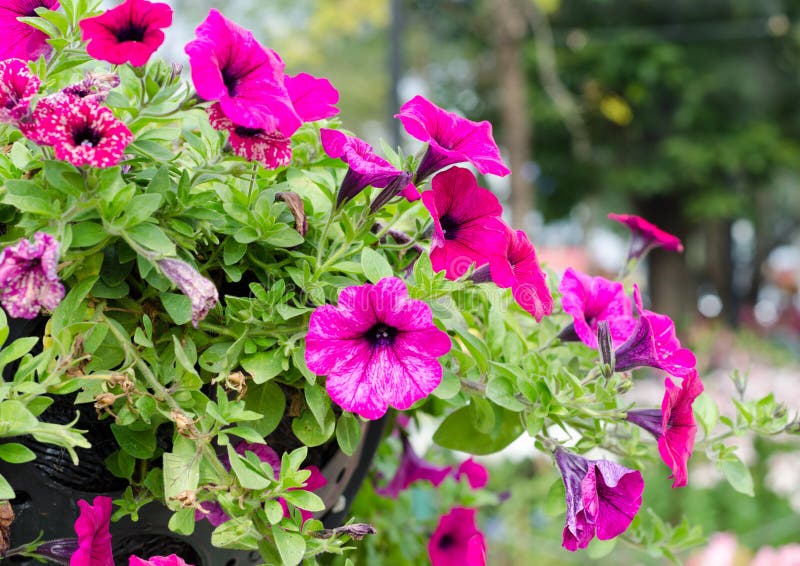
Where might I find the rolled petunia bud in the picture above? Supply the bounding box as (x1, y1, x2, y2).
(158, 259, 219, 328)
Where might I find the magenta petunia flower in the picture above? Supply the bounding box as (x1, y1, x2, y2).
(185, 9, 300, 132)
(284, 72, 339, 123)
(396, 95, 510, 183)
(197, 442, 327, 526)
(0, 232, 65, 319)
(487, 226, 553, 322)
(428, 507, 487, 566)
(207, 102, 292, 169)
(320, 128, 416, 208)
(158, 259, 219, 328)
(626, 370, 703, 488)
(422, 167, 507, 280)
(0, 0, 59, 61)
(559, 268, 636, 349)
(614, 285, 696, 377)
(79, 0, 173, 67)
(305, 277, 451, 420)
(70, 496, 113, 566)
(555, 447, 643, 552)
(129, 556, 194, 566)
(608, 213, 683, 260)
(0, 58, 40, 124)
(375, 435, 452, 498)
(455, 458, 489, 489)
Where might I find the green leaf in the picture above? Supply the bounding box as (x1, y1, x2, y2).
(0, 473, 14, 499)
(168, 508, 196, 536)
(264, 500, 284, 524)
(241, 350, 284, 384)
(244, 381, 285, 438)
(110, 425, 156, 459)
(265, 226, 304, 248)
(127, 223, 176, 256)
(0, 400, 39, 436)
(160, 292, 192, 325)
(718, 456, 754, 497)
(304, 383, 330, 428)
(273, 527, 306, 566)
(43, 160, 84, 197)
(360, 247, 393, 283)
(71, 222, 108, 248)
(335, 412, 362, 456)
(543, 478, 566, 516)
(486, 376, 526, 412)
(433, 404, 524, 455)
(163, 437, 199, 511)
(281, 489, 325, 512)
(227, 444, 271, 490)
(693, 393, 719, 437)
(588, 537, 618, 559)
(211, 517, 259, 550)
(0, 442, 36, 463)
(122, 194, 163, 227)
(292, 408, 335, 447)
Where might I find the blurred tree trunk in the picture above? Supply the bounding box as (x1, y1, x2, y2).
(493, 0, 532, 229)
(705, 219, 735, 325)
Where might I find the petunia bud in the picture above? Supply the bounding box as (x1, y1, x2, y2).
(311, 523, 377, 540)
(158, 259, 219, 328)
(31, 539, 80, 565)
(597, 321, 615, 377)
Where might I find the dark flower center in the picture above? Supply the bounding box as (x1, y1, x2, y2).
(438, 533, 456, 549)
(72, 125, 102, 147)
(114, 23, 147, 43)
(439, 214, 460, 240)
(233, 125, 264, 138)
(366, 323, 397, 348)
(221, 68, 239, 97)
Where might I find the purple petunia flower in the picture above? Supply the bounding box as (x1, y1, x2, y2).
(395, 95, 510, 183)
(158, 259, 219, 329)
(129, 555, 194, 566)
(22, 96, 133, 168)
(555, 447, 644, 552)
(422, 167, 507, 280)
(614, 285, 696, 377)
(185, 10, 300, 132)
(79, 0, 172, 67)
(428, 507, 487, 566)
(305, 277, 451, 420)
(627, 370, 703, 488)
(70, 496, 113, 566)
(487, 226, 553, 322)
(455, 458, 489, 490)
(0, 58, 40, 124)
(608, 213, 683, 260)
(559, 268, 636, 349)
(375, 435, 453, 498)
(0, 232, 65, 319)
(0, 0, 59, 61)
(196, 442, 326, 526)
(320, 128, 416, 209)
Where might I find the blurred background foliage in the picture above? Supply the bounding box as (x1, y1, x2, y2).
(154, 0, 800, 563)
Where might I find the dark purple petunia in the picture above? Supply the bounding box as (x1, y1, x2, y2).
(0, 232, 64, 319)
(627, 370, 703, 488)
(185, 10, 300, 132)
(0, 58, 40, 124)
(555, 447, 644, 551)
(421, 167, 507, 280)
(0, 0, 59, 61)
(320, 128, 416, 208)
(609, 213, 683, 260)
(79, 0, 173, 67)
(614, 285, 696, 377)
(305, 277, 451, 420)
(375, 435, 452, 498)
(396, 95, 510, 183)
(428, 507, 487, 566)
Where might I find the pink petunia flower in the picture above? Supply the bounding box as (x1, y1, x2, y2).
(375, 435, 453, 498)
(284, 73, 339, 123)
(79, 0, 172, 67)
(614, 285, 696, 377)
(608, 213, 683, 260)
(428, 507, 487, 566)
(0, 58, 40, 124)
(70, 496, 113, 566)
(0, 232, 65, 319)
(185, 9, 300, 132)
(320, 128, 416, 209)
(196, 442, 326, 526)
(486, 226, 553, 322)
(559, 268, 636, 349)
(455, 458, 489, 489)
(555, 447, 643, 551)
(751, 544, 800, 566)
(626, 370, 703, 488)
(158, 259, 219, 328)
(305, 277, 451, 420)
(207, 102, 292, 169)
(395, 95, 510, 183)
(129, 555, 194, 566)
(0, 0, 59, 61)
(422, 167, 507, 280)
